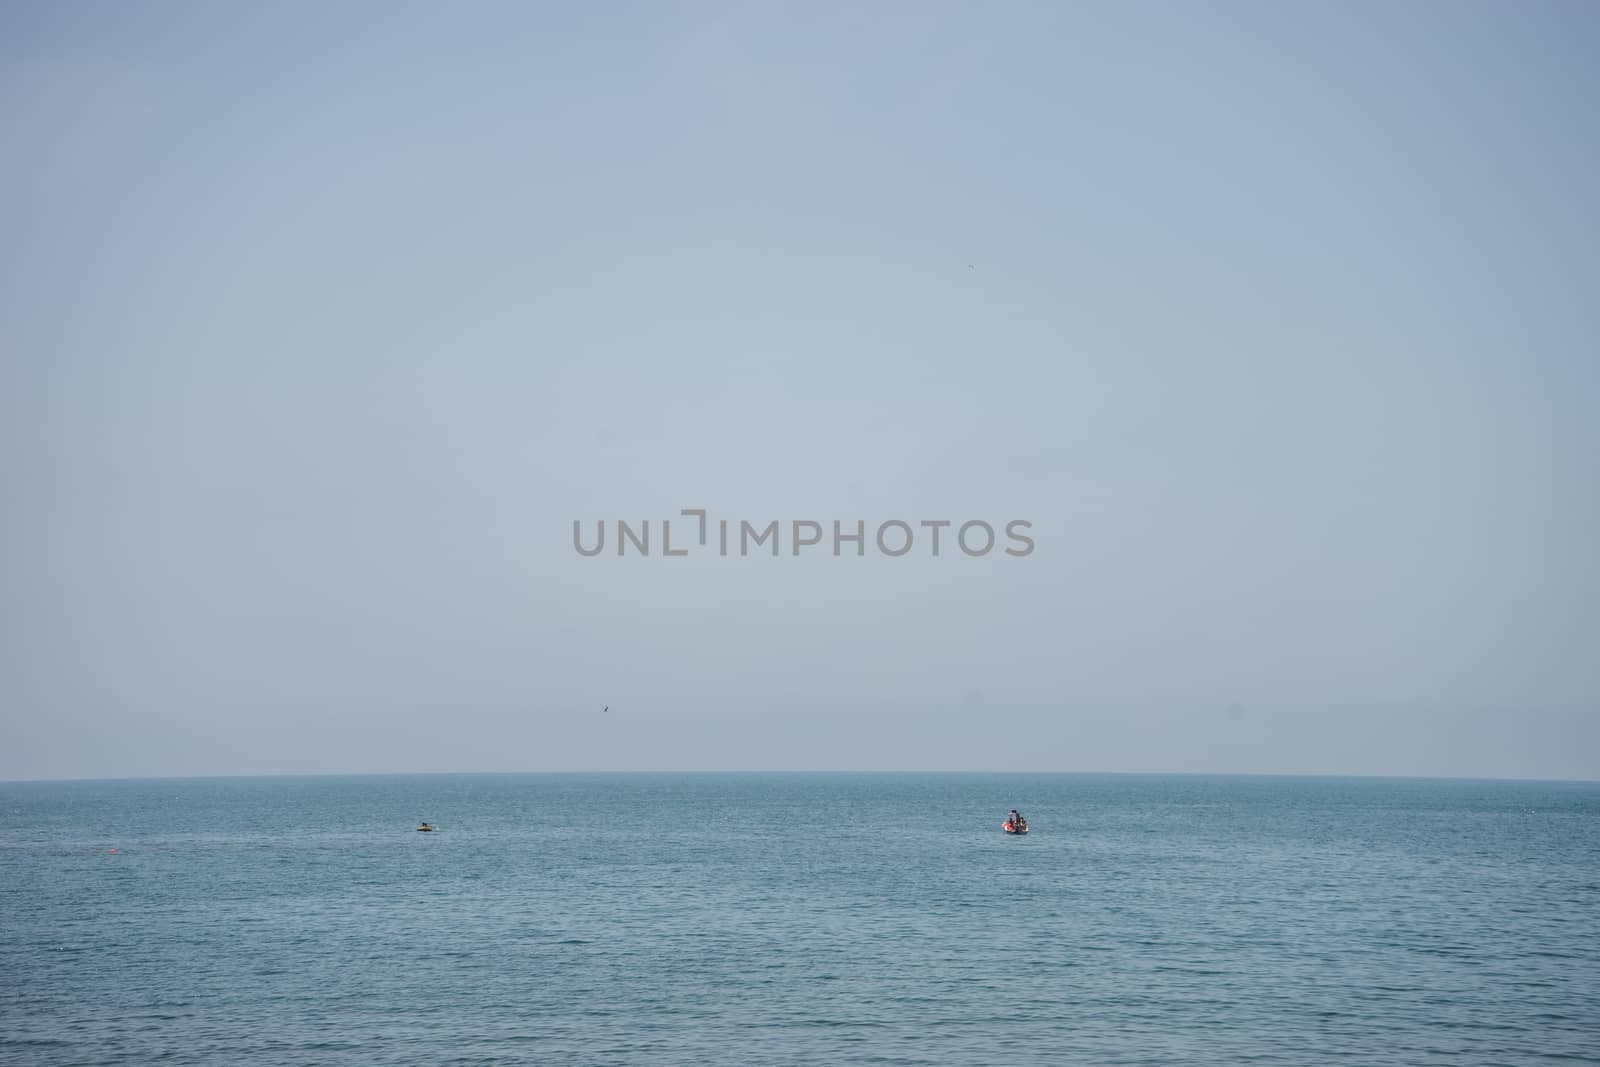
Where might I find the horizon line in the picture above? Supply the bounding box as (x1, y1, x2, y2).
(3, 768, 1597, 786)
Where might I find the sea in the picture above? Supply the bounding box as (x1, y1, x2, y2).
(1, 774, 1596, 1065)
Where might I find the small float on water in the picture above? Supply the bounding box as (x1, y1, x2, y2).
(416, 822, 436, 832)
(1002, 809, 1029, 835)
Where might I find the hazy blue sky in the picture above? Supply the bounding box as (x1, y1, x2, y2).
(3, 2, 1596, 780)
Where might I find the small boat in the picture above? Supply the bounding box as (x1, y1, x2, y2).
(1002, 820, 1028, 835)
(416, 822, 436, 832)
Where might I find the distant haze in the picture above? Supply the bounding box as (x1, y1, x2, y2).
(2, 3, 1596, 781)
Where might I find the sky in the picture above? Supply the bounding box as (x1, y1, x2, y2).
(2, 2, 1596, 780)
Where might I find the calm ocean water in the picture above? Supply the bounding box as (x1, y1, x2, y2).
(1, 774, 1596, 1065)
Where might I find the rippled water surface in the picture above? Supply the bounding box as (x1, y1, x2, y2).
(2, 774, 1597, 1064)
